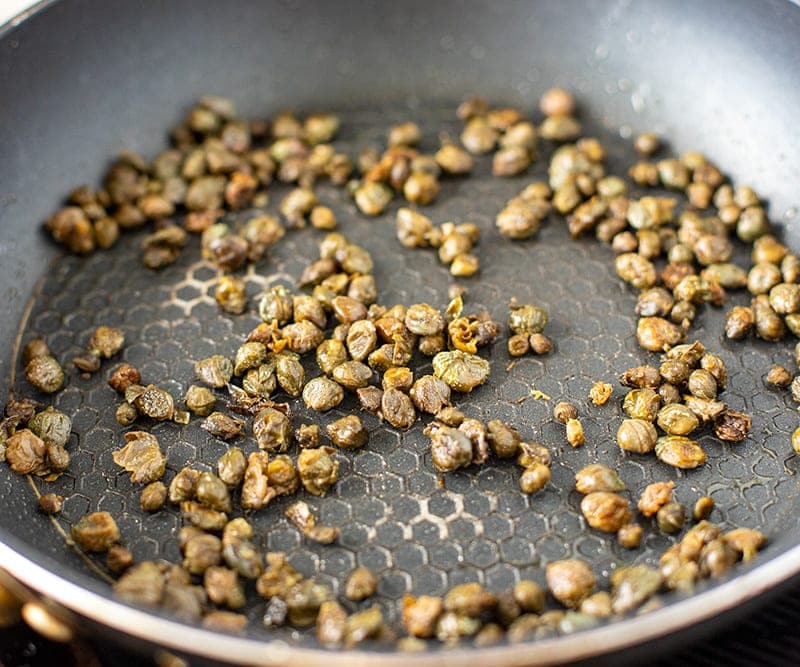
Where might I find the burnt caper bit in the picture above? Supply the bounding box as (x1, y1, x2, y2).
(108, 363, 141, 394)
(714, 410, 751, 442)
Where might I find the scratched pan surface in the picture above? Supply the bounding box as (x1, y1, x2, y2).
(1, 0, 800, 664)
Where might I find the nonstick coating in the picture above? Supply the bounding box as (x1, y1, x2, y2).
(1, 0, 800, 663)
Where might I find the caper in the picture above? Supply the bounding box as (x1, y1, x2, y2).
(580, 492, 632, 533)
(71, 512, 120, 552)
(326, 415, 368, 449)
(575, 464, 625, 494)
(636, 317, 684, 352)
(553, 401, 579, 424)
(25, 356, 64, 394)
(655, 436, 707, 469)
(566, 418, 585, 447)
(112, 431, 166, 484)
(38, 492, 64, 515)
(303, 377, 344, 411)
(28, 407, 71, 448)
(253, 407, 292, 452)
(623, 388, 661, 422)
(381, 388, 416, 430)
(617, 524, 643, 549)
(765, 365, 792, 388)
(429, 425, 473, 472)
(217, 447, 247, 486)
(140, 481, 167, 512)
(617, 419, 657, 454)
(519, 462, 551, 495)
(725, 306, 755, 339)
(546, 559, 595, 609)
(693, 496, 715, 521)
(201, 412, 245, 441)
(432, 350, 490, 393)
(657, 502, 686, 534)
(88, 326, 125, 359)
(195, 355, 233, 388)
(508, 303, 548, 335)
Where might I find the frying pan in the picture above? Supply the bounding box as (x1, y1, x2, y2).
(2, 0, 800, 664)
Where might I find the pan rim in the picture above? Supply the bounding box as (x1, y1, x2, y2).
(0, 0, 52, 37)
(2, 529, 800, 664)
(2, 0, 800, 663)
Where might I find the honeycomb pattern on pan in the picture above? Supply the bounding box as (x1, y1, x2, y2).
(8, 108, 800, 646)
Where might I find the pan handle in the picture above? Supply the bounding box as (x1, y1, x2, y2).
(0, 566, 74, 642)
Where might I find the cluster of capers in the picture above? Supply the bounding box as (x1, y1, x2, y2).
(395, 207, 481, 277)
(46, 97, 351, 263)
(423, 406, 551, 494)
(613, 341, 751, 471)
(507, 301, 553, 357)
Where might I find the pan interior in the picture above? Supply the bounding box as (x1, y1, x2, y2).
(6, 105, 800, 646)
(1, 0, 800, 656)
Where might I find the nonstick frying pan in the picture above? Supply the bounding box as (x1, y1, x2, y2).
(2, 0, 800, 664)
